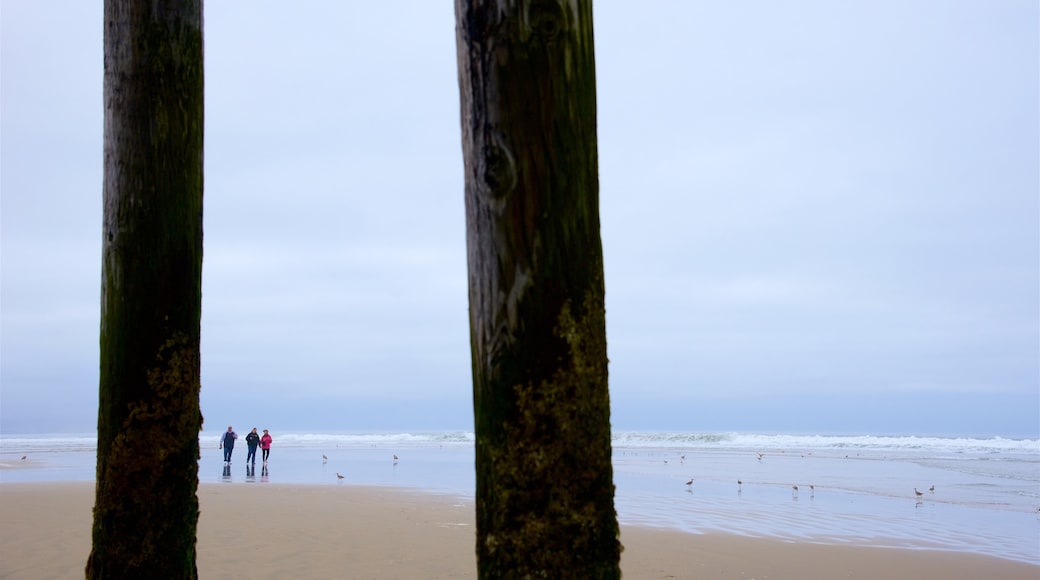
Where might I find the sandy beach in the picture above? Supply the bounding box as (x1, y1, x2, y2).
(0, 482, 1034, 579)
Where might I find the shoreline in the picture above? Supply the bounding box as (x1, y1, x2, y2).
(0, 482, 1035, 579)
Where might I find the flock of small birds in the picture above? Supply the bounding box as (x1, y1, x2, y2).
(788, 484, 817, 498)
(326, 453, 400, 482)
(322, 449, 943, 504)
(677, 451, 937, 502)
(914, 485, 936, 500)
(679, 452, 819, 498)
(274, 449, 1040, 517)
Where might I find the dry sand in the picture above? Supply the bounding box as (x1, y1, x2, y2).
(0, 482, 1034, 579)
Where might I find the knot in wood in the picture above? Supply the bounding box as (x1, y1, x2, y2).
(479, 131, 517, 200)
(524, 0, 566, 41)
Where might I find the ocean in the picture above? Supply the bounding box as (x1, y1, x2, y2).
(2, 431, 1038, 565)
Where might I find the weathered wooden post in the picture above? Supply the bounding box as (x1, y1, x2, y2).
(455, 1, 621, 577)
(88, 1, 204, 577)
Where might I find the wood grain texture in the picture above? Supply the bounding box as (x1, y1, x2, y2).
(455, 1, 621, 577)
(90, 1, 204, 577)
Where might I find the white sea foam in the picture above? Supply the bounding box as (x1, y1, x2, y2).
(3, 431, 1036, 455)
(609, 432, 1040, 455)
(204, 431, 477, 449)
(0, 433, 97, 454)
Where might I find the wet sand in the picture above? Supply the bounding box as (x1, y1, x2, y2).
(0, 482, 1034, 579)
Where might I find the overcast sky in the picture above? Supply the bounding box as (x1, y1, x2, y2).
(2, 2, 1037, 438)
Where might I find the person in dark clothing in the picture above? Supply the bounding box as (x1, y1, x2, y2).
(245, 427, 260, 465)
(219, 425, 237, 463)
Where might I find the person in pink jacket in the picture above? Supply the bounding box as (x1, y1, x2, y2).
(260, 429, 273, 466)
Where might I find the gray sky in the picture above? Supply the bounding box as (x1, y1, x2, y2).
(2, 2, 1037, 437)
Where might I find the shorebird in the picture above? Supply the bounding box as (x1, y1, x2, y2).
(914, 488, 924, 499)
(756, 453, 764, 461)
(792, 485, 799, 497)
(929, 485, 935, 493)
(737, 479, 743, 492)
(810, 484, 815, 498)
(336, 472, 345, 480)
(685, 478, 694, 486)
(20, 456, 26, 461)
(322, 454, 328, 463)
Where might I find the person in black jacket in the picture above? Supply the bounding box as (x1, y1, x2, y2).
(245, 427, 261, 465)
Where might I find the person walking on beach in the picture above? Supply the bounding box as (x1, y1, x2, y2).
(219, 425, 237, 463)
(260, 429, 273, 466)
(245, 427, 260, 465)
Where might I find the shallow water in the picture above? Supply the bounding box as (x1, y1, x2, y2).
(611, 446, 1039, 564)
(2, 431, 1037, 564)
